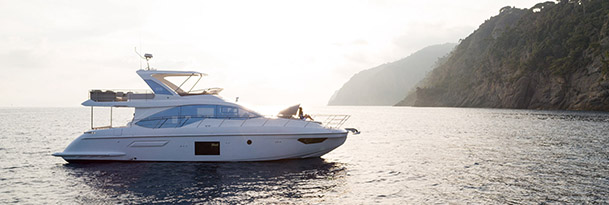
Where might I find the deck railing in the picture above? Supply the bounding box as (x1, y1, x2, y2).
(310, 115, 350, 129)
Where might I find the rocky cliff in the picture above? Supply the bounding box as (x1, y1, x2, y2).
(397, 0, 609, 111)
(328, 43, 455, 105)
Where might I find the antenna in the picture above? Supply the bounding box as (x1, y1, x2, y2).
(135, 47, 142, 69)
(134, 47, 153, 70)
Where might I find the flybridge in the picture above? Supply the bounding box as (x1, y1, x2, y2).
(84, 69, 224, 106)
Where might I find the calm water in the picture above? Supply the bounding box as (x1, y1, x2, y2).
(1, 106, 609, 204)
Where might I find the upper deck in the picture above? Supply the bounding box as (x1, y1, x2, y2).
(83, 69, 225, 108)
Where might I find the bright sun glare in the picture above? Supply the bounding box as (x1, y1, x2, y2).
(0, 0, 542, 107)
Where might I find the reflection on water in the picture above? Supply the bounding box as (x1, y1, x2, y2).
(1, 107, 609, 203)
(61, 158, 346, 204)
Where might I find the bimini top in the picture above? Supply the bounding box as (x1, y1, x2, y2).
(82, 69, 226, 108)
(138, 69, 210, 96)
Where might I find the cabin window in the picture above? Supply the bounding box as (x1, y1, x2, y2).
(216, 105, 260, 118)
(195, 142, 220, 155)
(182, 117, 204, 127)
(135, 104, 261, 128)
(217, 105, 240, 118)
(154, 107, 180, 118)
(181, 105, 216, 117)
(135, 119, 163, 128)
(159, 117, 187, 128)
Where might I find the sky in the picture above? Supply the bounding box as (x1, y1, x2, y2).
(0, 0, 543, 108)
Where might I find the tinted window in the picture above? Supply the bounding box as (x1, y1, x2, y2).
(181, 105, 215, 117)
(217, 105, 239, 118)
(135, 119, 163, 128)
(238, 109, 260, 118)
(149, 107, 180, 119)
(135, 105, 261, 128)
(216, 105, 261, 118)
(182, 117, 204, 127)
(159, 117, 187, 128)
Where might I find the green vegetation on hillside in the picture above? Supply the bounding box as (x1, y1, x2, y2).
(398, 0, 609, 111)
(493, 0, 609, 76)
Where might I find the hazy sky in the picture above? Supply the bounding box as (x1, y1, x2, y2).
(0, 0, 542, 107)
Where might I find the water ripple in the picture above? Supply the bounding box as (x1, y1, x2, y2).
(1, 107, 609, 203)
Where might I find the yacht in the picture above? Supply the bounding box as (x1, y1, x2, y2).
(53, 55, 358, 162)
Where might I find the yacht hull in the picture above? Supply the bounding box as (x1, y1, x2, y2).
(53, 132, 347, 162)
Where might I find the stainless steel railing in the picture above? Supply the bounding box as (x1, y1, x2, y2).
(310, 115, 350, 129)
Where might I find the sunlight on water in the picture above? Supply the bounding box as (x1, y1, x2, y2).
(1, 107, 608, 203)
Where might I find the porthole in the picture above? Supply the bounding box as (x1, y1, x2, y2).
(247, 140, 252, 145)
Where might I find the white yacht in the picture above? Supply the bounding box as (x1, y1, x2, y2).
(53, 56, 358, 162)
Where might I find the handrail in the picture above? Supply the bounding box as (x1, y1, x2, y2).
(310, 114, 350, 129)
(259, 114, 350, 129)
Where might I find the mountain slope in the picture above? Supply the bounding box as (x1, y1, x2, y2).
(397, 1, 609, 111)
(328, 43, 455, 105)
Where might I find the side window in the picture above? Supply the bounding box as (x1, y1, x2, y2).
(181, 105, 216, 117)
(238, 108, 261, 118)
(217, 106, 239, 118)
(149, 107, 180, 119)
(216, 105, 260, 119)
(135, 119, 164, 128)
(159, 117, 187, 128)
(136, 105, 260, 128)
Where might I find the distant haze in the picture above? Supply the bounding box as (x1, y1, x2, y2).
(0, 0, 542, 107)
(328, 43, 456, 106)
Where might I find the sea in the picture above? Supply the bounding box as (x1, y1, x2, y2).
(1, 106, 609, 204)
